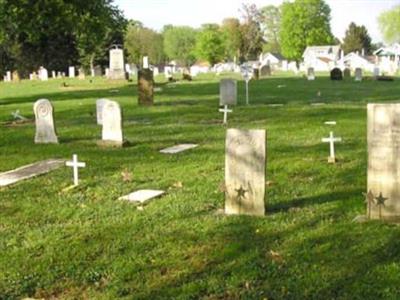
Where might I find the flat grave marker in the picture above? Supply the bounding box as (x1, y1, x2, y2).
(160, 144, 198, 154)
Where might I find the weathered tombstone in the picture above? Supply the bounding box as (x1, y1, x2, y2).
(57, 71, 62, 79)
(38, 67, 48, 81)
(343, 68, 351, 79)
(101, 100, 123, 146)
(12, 71, 20, 82)
(52, 70, 56, 79)
(373, 67, 380, 79)
(225, 128, 266, 216)
(33, 99, 58, 144)
(78, 68, 85, 80)
(68, 66, 75, 78)
(220, 79, 237, 106)
(138, 59, 154, 106)
(367, 104, 400, 220)
(307, 67, 315, 80)
(252, 68, 259, 80)
(108, 47, 125, 80)
(96, 98, 108, 125)
(6, 71, 11, 82)
(93, 65, 102, 77)
(354, 68, 362, 81)
(260, 64, 271, 77)
(330, 68, 343, 80)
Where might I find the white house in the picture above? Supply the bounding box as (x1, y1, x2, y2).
(374, 43, 400, 75)
(213, 62, 240, 74)
(302, 45, 341, 71)
(343, 52, 375, 72)
(259, 52, 292, 71)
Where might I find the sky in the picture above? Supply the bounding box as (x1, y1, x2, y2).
(114, 0, 399, 43)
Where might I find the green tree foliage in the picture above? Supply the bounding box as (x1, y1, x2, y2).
(195, 24, 224, 65)
(220, 18, 242, 62)
(125, 21, 164, 65)
(378, 5, 400, 44)
(240, 4, 264, 61)
(280, 0, 334, 61)
(342, 22, 372, 55)
(260, 5, 281, 53)
(163, 26, 197, 66)
(0, 0, 126, 75)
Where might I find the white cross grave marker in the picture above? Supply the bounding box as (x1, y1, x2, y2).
(219, 105, 232, 125)
(65, 154, 86, 186)
(11, 110, 27, 120)
(322, 131, 342, 163)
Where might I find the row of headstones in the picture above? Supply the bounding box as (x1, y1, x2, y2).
(306, 67, 364, 81)
(34, 99, 123, 146)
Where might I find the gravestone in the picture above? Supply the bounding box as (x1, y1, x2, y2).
(52, 70, 56, 78)
(367, 104, 400, 220)
(138, 69, 154, 106)
(12, 71, 20, 82)
(108, 47, 125, 80)
(119, 190, 165, 206)
(219, 79, 237, 106)
(6, 71, 11, 82)
(96, 98, 109, 125)
(330, 68, 343, 80)
(93, 66, 102, 77)
(160, 144, 198, 154)
(34, 99, 58, 144)
(225, 128, 266, 216)
(373, 67, 380, 78)
(260, 65, 271, 77)
(101, 100, 123, 146)
(38, 67, 48, 81)
(343, 68, 351, 79)
(355, 68, 362, 81)
(68, 66, 75, 78)
(252, 68, 259, 80)
(78, 68, 85, 80)
(307, 67, 315, 80)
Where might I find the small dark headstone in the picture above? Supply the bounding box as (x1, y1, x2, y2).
(343, 68, 351, 79)
(330, 68, 343, 80)
(183, 73, 192, 81)
(253, 68, 260, 80)
(260, 65, 271, 77)
(138, 69, 154, 106)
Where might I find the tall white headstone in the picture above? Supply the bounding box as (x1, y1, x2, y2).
(96, 98, 109, 125)
(143, 56, 149, 69)
(101, 100, 123, 146)
(34, 99, 58, 144)
(39, 67, 48, 81)
(108, 48, 125, 80)
(69, 66, 75, 78)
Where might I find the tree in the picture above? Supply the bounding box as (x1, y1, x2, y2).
(280, 0, 334, 62)
(260, 5, 281, 53)
(342, 22, 372, 55)
(195, 24, 224, 65)
(163, 26, 197, 66)
(378, 5, 400, 44)
(240, 4, 264, 61)
(220, 18, 242, 62)
(125, 21, 165, 65)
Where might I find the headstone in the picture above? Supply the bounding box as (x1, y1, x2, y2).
(330, 68, 343, 80)
(373, 67, 380, 78)
(33, 99, 58, 144)
(108, 47, 125, 80)
(101, 100, 123, 146)
(343, 68, 351, 79)
(78, 68, 85, 80)
(165, 67, 173, 81)
(252, 68, 259, 80)
(307, 67, 315, 80)
(96, 98, 108, 125)
(68, 66, 75, 78)
(65, 154, 86, 186)
(105, 68, 110, 77)
(6, 71, 11, 82)
(38, 67, 48, 81)
(160, 144, 198, 154)
(12, 71, 20, 82)
(225, 128, 266, 216)
(368, 104, 400, 220)
(355, 68, 362, 82)
(138, 69, 154, 106)
(321, 131, 342, 163)
(57, 71, 62, 79)
(219, 79, 237, 106)
(143, 56, 149, 69)
(219, 105, 233, 124)
(260, 65, 271, 77)
(119, 190, 165, 205)
(52, 70, 56, 79)
(0, 159, 65, 187)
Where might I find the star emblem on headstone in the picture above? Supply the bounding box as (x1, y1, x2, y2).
(235, 186, 247, 200)
(375, 192, 388, 206)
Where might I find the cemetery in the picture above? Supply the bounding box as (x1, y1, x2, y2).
(1, 0, 400, 299)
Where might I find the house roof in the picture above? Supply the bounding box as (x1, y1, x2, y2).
(303, 45, 341, 57)
(317, 57, 333, 63)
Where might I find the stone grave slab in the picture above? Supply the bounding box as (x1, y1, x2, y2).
(0, 159, 65, 187)
(219, 79, 237, 106)
(225, 128, 266, 216)
(160, 144, 198, 154)
(119, 189, 165, 205)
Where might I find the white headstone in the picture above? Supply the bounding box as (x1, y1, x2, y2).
(160, 144, 198, 154)
(96, 98, 109, 125)
(355, 68, 362, 82)
(225, 129, 266, 216)
(108, 48, 125, 79)
(38, 67, 48, 81)
(69, 66, 75, 78)
(6, 71, 11, 82)
(33, 99, 58, 144)
(373, 67, 380, 78)
(52, 70, 56, 78)
(119, 190, 165, 205)
(102, 100, 123, 145)
(307, 67, 315, 80)
(143, 56, 149, 69)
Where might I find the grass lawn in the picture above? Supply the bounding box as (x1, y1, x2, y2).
(1, 73, 400, 299)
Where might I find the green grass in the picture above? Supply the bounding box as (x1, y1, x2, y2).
(1, 73, 400, 299)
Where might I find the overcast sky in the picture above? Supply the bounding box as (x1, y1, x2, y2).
(114, 0, 399, 43)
